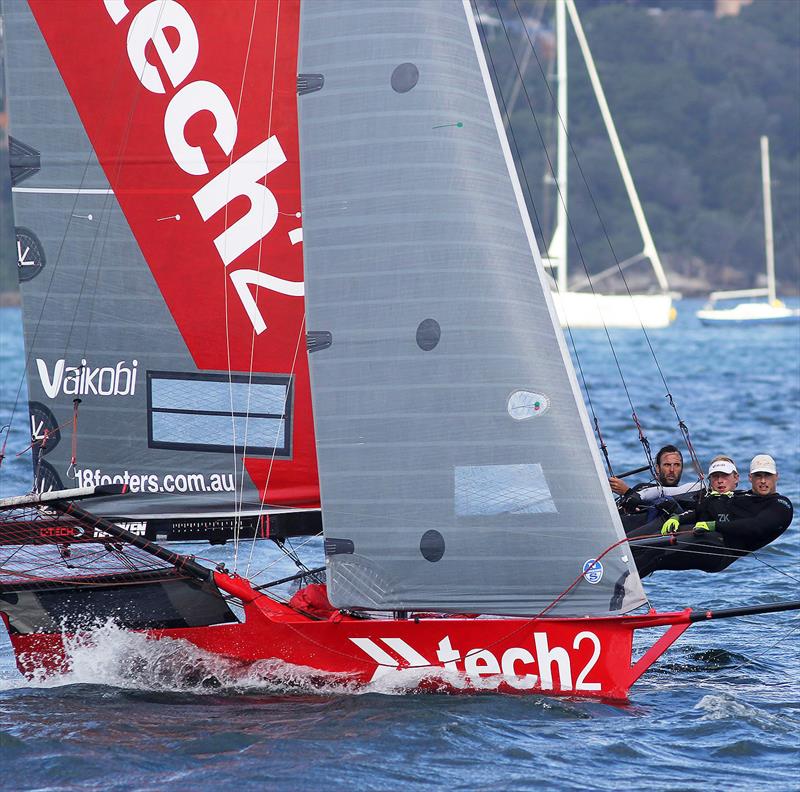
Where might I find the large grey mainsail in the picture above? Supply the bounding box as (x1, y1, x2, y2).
(298, 0, 647, 615)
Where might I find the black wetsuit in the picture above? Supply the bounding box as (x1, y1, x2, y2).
(619, 483, 701, 533)
(627, 490, 793, 577)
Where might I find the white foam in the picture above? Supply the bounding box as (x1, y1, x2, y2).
(694, 693, 786, 731)
(0, 620, 518, 697)
(1, 620, 369, 695)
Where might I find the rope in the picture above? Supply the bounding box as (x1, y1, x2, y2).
(67, 398, 81, 478)
(629, 530, 800, 579)
(668, 394, 705, 485)
(630, 410, 657, 481)
(725, 620, 800, 674)
(506, 0, 699, 473)
(262, 531, 644, 673)
(474, 0, 613, 465)
(594, 417, 614, 477)
(0, 424, 9, 471)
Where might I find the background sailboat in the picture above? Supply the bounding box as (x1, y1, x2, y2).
(697, 136, 800, 325)
(542, 0, 675, 330)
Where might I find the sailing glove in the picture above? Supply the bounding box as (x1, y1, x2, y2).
(693, 521, 715, 532)
(661, 517, 680, 535)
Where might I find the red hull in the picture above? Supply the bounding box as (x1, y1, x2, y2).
(5, 574, 692, 700)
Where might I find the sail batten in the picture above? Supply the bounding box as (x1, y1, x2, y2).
(299, 0, 645, 616)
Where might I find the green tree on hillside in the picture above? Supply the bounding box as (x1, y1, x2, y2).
(483, 0, 799, 292)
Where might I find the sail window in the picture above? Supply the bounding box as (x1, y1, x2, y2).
(391, 63, 419, 93)
(147, 372, 292, 456)
(454, 464, 557, 517)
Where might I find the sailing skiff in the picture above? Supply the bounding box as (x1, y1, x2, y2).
(1, 0, 797, 699)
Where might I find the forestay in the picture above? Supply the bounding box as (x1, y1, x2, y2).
(298, 0, 646, 616)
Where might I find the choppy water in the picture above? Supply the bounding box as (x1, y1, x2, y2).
(1, 301, 799, 791)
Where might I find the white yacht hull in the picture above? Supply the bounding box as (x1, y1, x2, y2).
(553, 291, 675, 329)
(697, 302, 800, 325)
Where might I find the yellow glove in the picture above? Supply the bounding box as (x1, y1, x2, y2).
(694, 521, 715, 532)
(661, 517, 680, 535)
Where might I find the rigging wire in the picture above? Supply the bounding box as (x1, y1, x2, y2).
(248, 530, 323, 581)
(244, 313, 308, 579)
(214, 1, 318, 579)
(726, 620, 800, 674)
(472, 0, 616, 476)
(627, 532, 800, 589)
(67, 398, 81, 479)
(480, 0, 654, 477)
(508, 0, 701, 479)
(217, 0, 310, 576)
(225, 0, 262, 569)
(0, 424, 9, 471)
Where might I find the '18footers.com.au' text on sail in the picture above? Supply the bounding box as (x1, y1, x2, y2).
(73, 469, 235, 494)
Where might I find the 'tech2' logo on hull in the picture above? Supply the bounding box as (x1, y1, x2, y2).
(351, 631, 603, 692)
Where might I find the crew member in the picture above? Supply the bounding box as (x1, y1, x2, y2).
(609, 444, 683, 498)
(705, 456, 739, 495)
(612, 445, 702, 530)
(628, 454, 792, 577)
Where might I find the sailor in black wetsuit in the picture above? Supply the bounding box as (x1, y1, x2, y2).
(613, 445, 703, 532)
(628, 455, 793, 577)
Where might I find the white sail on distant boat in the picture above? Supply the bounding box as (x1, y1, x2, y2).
(697, 136, 800, 325)
(543, 0, 675, 329)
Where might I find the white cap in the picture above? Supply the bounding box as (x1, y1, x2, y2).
(750, 454, 777, 475)
(708, 459, 737, 476)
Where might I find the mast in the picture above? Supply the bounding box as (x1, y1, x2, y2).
(761, 135, 776, 304)
(564, 0, 669, 293)
(546, 0, 569, 293)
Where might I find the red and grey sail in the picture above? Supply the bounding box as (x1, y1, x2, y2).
(5, 0, 319, 524)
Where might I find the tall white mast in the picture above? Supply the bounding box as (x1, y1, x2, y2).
(564, 0, 669, 293)
(761, 135, 776, 304)
(546, 0, 569, 293)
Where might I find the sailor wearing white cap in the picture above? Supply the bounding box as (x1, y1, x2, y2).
(628, 453, 792, 577)
(750, 454, 779, 496)
(707, 456, 739, 495)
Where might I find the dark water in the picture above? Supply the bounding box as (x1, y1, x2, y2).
(1, 302, 799, 791)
